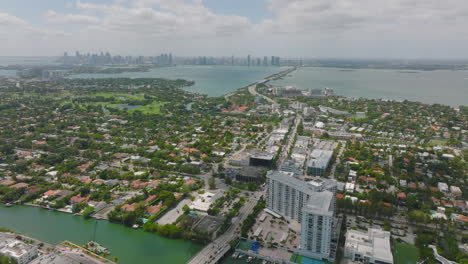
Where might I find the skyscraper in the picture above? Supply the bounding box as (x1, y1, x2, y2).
(266, 171, 337, 262)
(247, 54, 251, 67)
(266, 171, 336, 222)
(300, 191, 335, 260)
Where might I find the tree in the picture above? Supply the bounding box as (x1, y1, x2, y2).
(182, 204, 190, 214)
(208, 176, 216, 190)
(224, 176, 232, 185)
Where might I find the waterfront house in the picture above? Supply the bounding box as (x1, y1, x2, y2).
(121, 203, 137, 212)
(145, 204, 163, 216)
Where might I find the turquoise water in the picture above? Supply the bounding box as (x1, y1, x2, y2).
(270, 67, 468, 107)
(71, 65, 287, 97)
(0, 205, 202, 264)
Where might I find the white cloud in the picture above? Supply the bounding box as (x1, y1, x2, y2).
(75, 0, 252, 37)
(0, 12, 29, 28)
(45, 10, 100, 25)
(1, 0, 468, 57)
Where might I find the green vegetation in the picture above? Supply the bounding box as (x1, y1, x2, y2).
(393, 243, 420, 264)
(0, 256, 17, 264)
(240, 197, 266, 237)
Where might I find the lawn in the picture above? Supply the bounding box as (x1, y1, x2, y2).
(133, 101, 166, 114)
(394, 243, 420, 264)
(429, 139, 447, 146)
(93, 92, 143, 100)
(64, 92, 165, 114)
(237, 240, 253, 251)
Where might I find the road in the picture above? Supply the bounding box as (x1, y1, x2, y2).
(246, 67, 297, 104)
(188, 192, 262, 264)
(328, 140, 346, 179)
(248, 83, 276, 104)
(278, 115, 302, 166)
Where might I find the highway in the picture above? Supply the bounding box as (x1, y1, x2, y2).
(246, 66, 297, 104)
(188, 192, 262, 264)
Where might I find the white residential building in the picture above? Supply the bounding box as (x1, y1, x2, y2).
(267, 171, 336, 223)
(438, 182, 449, 193)
(300, 191, 335, 261)
(190, 191, 221, 212)
(344, 228, 393, 264)
(0, 239, 38, 264)
(267, 171, 337, 261)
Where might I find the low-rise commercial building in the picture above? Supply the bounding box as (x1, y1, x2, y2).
(344, 228, 393, 264)
(0, 239, 38, 264)
(307, 149, 333, 176)
(249, 152, 275, 168)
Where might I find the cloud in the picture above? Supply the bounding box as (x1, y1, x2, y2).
(1, 0, 468, 57)
(45, 10, 100, 25)
(0, 12, 68, 37)
(0, 12, 29, 27)
(256, 0, 468, 36)
(76, 0, 252, 37)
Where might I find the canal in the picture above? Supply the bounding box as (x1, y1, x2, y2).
(0, 205, 202, 264)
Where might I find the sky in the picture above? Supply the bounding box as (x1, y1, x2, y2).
(0, 0, 467, 58)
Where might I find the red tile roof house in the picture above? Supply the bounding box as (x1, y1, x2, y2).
(131, 180, 148, 189)
(121, 203, 137, 212)
(70, 195, 89, 205)
(455, 215, 468, 223)
(145, 205, 163, 216)
(441, 200, 453, 208)
(397, 193, 407, 199)
(9, 182, 29, 189)
(0, 179, 15, 186)
(454, 201, 467, 212)
(147, 180, 161, 189)
(184, 179, 196, 186)
(145, 195, 158, 204)
(26, 186, 41, 195)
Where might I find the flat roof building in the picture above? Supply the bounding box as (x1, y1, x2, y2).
(236, 166, 267, 182)
(307, 149, 333, 176)
(0, 239, 38, 264)
(190, 191, 221, 212)
(344, 228, 393, 264)
(267, 170, 337, 262)
(250, 152, 275, 168)
(300, 191, 336, 262)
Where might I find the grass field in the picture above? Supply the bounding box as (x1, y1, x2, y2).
(429, 139, 447, 146)
(93, 92, 143, 100)
(66, 92, 165, 114)
(394, 243, 420, 264)
(237, 240, 253, 251)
